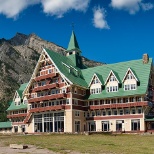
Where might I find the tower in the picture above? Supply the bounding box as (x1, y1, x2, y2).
(66, 31, 84, 69)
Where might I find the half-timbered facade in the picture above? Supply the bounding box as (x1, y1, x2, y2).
(6, 31, 154, 133)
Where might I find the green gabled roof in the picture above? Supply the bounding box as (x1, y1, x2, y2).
(6, 101, 27, 111)
(17, 83, 28, 98)
(67, 31, 80, 51)
(0, 121, 12, 128)
(95, 73, 104, 85)
(81, 58, 152, 100)
(45, 48, 88, 88)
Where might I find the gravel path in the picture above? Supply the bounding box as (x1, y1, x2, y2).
(0, 145, 57, 154)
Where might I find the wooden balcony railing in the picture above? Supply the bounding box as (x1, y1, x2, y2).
(24, 112, 32, 124)
(89, 101, 150, 110)
(7, 113, 27, 119)
(29, 105, 65, 113)
(32, 83, 59, 92)
(35, 73, 58, 81)
(28, 93, 67, 103)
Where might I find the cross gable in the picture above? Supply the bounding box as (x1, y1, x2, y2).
(122, 68, 138, 83)
(104, 70, 120, 85)
(88, 73, 103, 87)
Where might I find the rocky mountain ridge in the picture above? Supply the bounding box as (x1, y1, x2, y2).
(0, 32, 104, 107)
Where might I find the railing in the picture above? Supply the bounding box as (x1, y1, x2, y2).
(28, 93, 67, 103)
(24, 112, 32, 124)
(35, 73, 58, 81)
(7, 113, 27, 118)
(89, 101, 149, 110)
(32, 83, 59, 92)
(29, 105, 65, 113)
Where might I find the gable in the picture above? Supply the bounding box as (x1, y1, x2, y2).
(104, 70, 120, 85)
(89, 73, 103, 87)
(122, 68, 139, 83)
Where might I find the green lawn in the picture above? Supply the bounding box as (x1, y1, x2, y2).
(0, 134, 153, 154)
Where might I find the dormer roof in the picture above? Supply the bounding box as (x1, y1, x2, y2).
(88, 73, 104, 87)
(104, 70, 120, 85)
(122, 67, 139, 83)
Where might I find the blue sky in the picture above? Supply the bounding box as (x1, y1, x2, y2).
(0, 0, 154, 64)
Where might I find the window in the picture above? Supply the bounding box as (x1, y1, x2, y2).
(108, 110, 111, 115)
(48, 69, 52, 74)
(124, 84, 136, 91)
(113, 110, 117, 115)
(18, 101, 20, 105)
(61, 78, 64, 82)
(23, 100, 28, 104)
(92, 111, 95, 116)
(92, 76, 100, 85)
(102, 111, 106, 116)
(137, 108, 142, 114)
(62, 88, 66, 93)
(90, 88, 101, 94)
(131, 119, 140, 131)
(132, 108, 136, 114)
(66, 99, 69, 104)
(124, 109, 130, 114)
(126, 72, 134, 80)
(106, 86, 118, 92)
(119, 110, 123, 115)
(109, 75, 116, 82)
(75, 121, 80, 132)
(75, 111, 80, 117)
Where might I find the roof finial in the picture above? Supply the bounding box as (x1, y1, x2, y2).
(71, 22, 75, 31)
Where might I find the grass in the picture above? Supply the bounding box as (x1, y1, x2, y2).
(0, 133, 154, 154)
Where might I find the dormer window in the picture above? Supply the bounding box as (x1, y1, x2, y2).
(107, 86, 118, 92)
(124, 84, 136, 91)
(109, 75, 116, 82)
(123, 68, 138, 91)
(126, 72, 134, 80)
(92, 78, 99, 84)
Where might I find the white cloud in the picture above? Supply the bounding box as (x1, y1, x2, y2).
(0, 0, 90, 19)
(110, 0, 154, 14)
(93, 7, 110, 29)
(0, 0, 40, 18)
(41, 0, 90, 18)
(110, 0, 141, 14)
(141, 3, 154, 11)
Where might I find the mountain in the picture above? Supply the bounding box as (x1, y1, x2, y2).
(0, 32, 104, 112)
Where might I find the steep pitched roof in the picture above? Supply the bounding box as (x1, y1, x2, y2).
(122, 67, 139, 82)
(88, 73, 104, 87)
(45, 48, 88, 88)
(104, 70, 120, 85)
(0, 121, 12, 128)
(16, 83, 28, 98)
(67, 31, 80, 51)
(81, 58, 152, 99)
(6, 101, 27, 111)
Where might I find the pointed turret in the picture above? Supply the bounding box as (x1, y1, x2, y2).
(67, 31, 80, 51)
(66, 31, 84, 69)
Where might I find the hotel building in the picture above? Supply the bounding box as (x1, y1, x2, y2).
(5, 31, 154, 133)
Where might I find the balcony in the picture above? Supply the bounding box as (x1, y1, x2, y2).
(7, 113, 27, 119)
(35, 73, 58, 81)
(28, 93, 67, 103)
(29, 105, 65, 113)
(89, 101, 149, 110)
(32, 83, 59, 92)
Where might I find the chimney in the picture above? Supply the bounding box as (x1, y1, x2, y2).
(143, 54, 149, 64)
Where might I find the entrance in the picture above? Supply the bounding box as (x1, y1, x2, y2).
(88, 122, 96, 131)
(116, 120, 124, 131)
(102, 121, 110, 131)
(21, 125, 25, 132)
